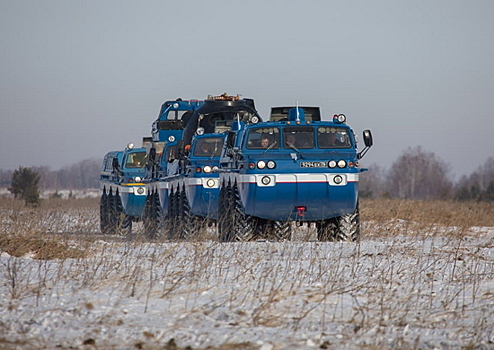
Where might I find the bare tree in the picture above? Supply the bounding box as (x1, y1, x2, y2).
(455, 157, 494, 201)
(386, 146, 453, 200)
(359, 163, 388, 198)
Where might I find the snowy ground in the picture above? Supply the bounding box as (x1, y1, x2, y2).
(1, 210, 494, 349)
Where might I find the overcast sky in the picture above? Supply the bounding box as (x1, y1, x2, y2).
(1, 0, 493, 179)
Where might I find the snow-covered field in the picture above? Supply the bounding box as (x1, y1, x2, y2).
(1, 206, 494, 349)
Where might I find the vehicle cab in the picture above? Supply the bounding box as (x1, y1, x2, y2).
(183, 133, 225, 219)
(219, 106, 373, 226)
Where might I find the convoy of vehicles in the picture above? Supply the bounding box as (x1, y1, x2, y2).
(99, 94, 373, 241)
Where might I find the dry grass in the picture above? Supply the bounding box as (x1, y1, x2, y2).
(1, 197, 493, 260)
(361, 198, 494, 237)
(0, 197, 99, 260)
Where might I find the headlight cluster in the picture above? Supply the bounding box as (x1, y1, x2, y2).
(328, 160, 347, 169)
(136, 187, 145, 195)
(249, 160, 277, 170)
(332, 114, 347, 123)
(126, 176, 143, 183)
(196, 165, 219, 173)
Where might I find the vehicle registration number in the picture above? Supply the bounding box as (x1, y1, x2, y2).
(300, 161, 327, 168)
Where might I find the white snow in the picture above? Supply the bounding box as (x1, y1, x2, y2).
(1, 215, 494, 349)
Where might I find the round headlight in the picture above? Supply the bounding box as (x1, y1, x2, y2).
(173, 103, 179, 108)
(261, 176, 271, 185)
(206, 179, 215, 188)
(251, 116, 260, 124)
(137, 187, 145, 195)
(168, 135, 175, 142)
(267, 160, 276, 169)
(337, 160, 347, 168)
(257, 160, 266, 169)
(203, 165, 212, 173)
(197, 127, 205, 135)
(333, 175, 343, 184)
(338, 114, 346, 123)
(212, 166, 219, 171)
(328, 160, 337, 168)
(127, 143, 134, 150)
(135, 176, 141, 182)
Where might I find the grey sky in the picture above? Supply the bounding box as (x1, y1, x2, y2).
(1, 0, 493, 179)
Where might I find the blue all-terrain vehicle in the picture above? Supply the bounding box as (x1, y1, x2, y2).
(99, 98, 203, 236)
(216, 106, 373, 242)
(138, 98, 206, 236)
(99, 143, 148, 236)
(142, 94, 263, 239)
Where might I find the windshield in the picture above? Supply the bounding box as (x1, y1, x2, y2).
(246, 127, 280, 149)
(125, 151, 147, 168)
(317, 127, 352, 148)
(193, 137, 223, 157)
(283, 126, 314, 149)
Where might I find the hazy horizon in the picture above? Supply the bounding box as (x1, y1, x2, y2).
(1, 0, 493, 179)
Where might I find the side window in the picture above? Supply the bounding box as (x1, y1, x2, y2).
(246, 127, 280, 149)
(166, 110, 188, 120)
(104, 156, 114, 171)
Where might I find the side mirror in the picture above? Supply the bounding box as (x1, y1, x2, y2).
(226, 131, 236, 148)
(149, 148, 156, 162)
(357, 129, 373, 159)
(176, 140, 185, 159)
(112, 157, 119, 170)
(363, 130, 373, 147)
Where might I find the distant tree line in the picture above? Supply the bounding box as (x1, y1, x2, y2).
(360, 147, 494, 202)
(1, 149, 494, 202)
(0, 158, 101, 191)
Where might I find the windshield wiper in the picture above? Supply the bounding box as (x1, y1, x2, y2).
(287, 142, 304, 159)
(210, 144, 219, 159)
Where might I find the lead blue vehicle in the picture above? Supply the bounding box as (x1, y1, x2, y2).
(216, 106, 373, 242)
(99, 143, 148, 236)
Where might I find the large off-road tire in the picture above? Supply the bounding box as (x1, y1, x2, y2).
(114, 190, 132, 237)
(167, 185, 192, 240)
(179, 185, 198, 240)
(153, 190, 164, 239)
(336, 201, 360, 242)
(144, 191, 163, 239)
(119, 214, 133, 237)
(166, 186, 178, 239)
(143, 192, 153, 236)
(264, 220, 292, 241)
(106, 189, 118, 235)
(217, 181, 232, 241)
(100, 189, 110, 234)
(317, 217, 339, 242)
(218, 181, 257, 242)
(317, 201, 360, 242)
